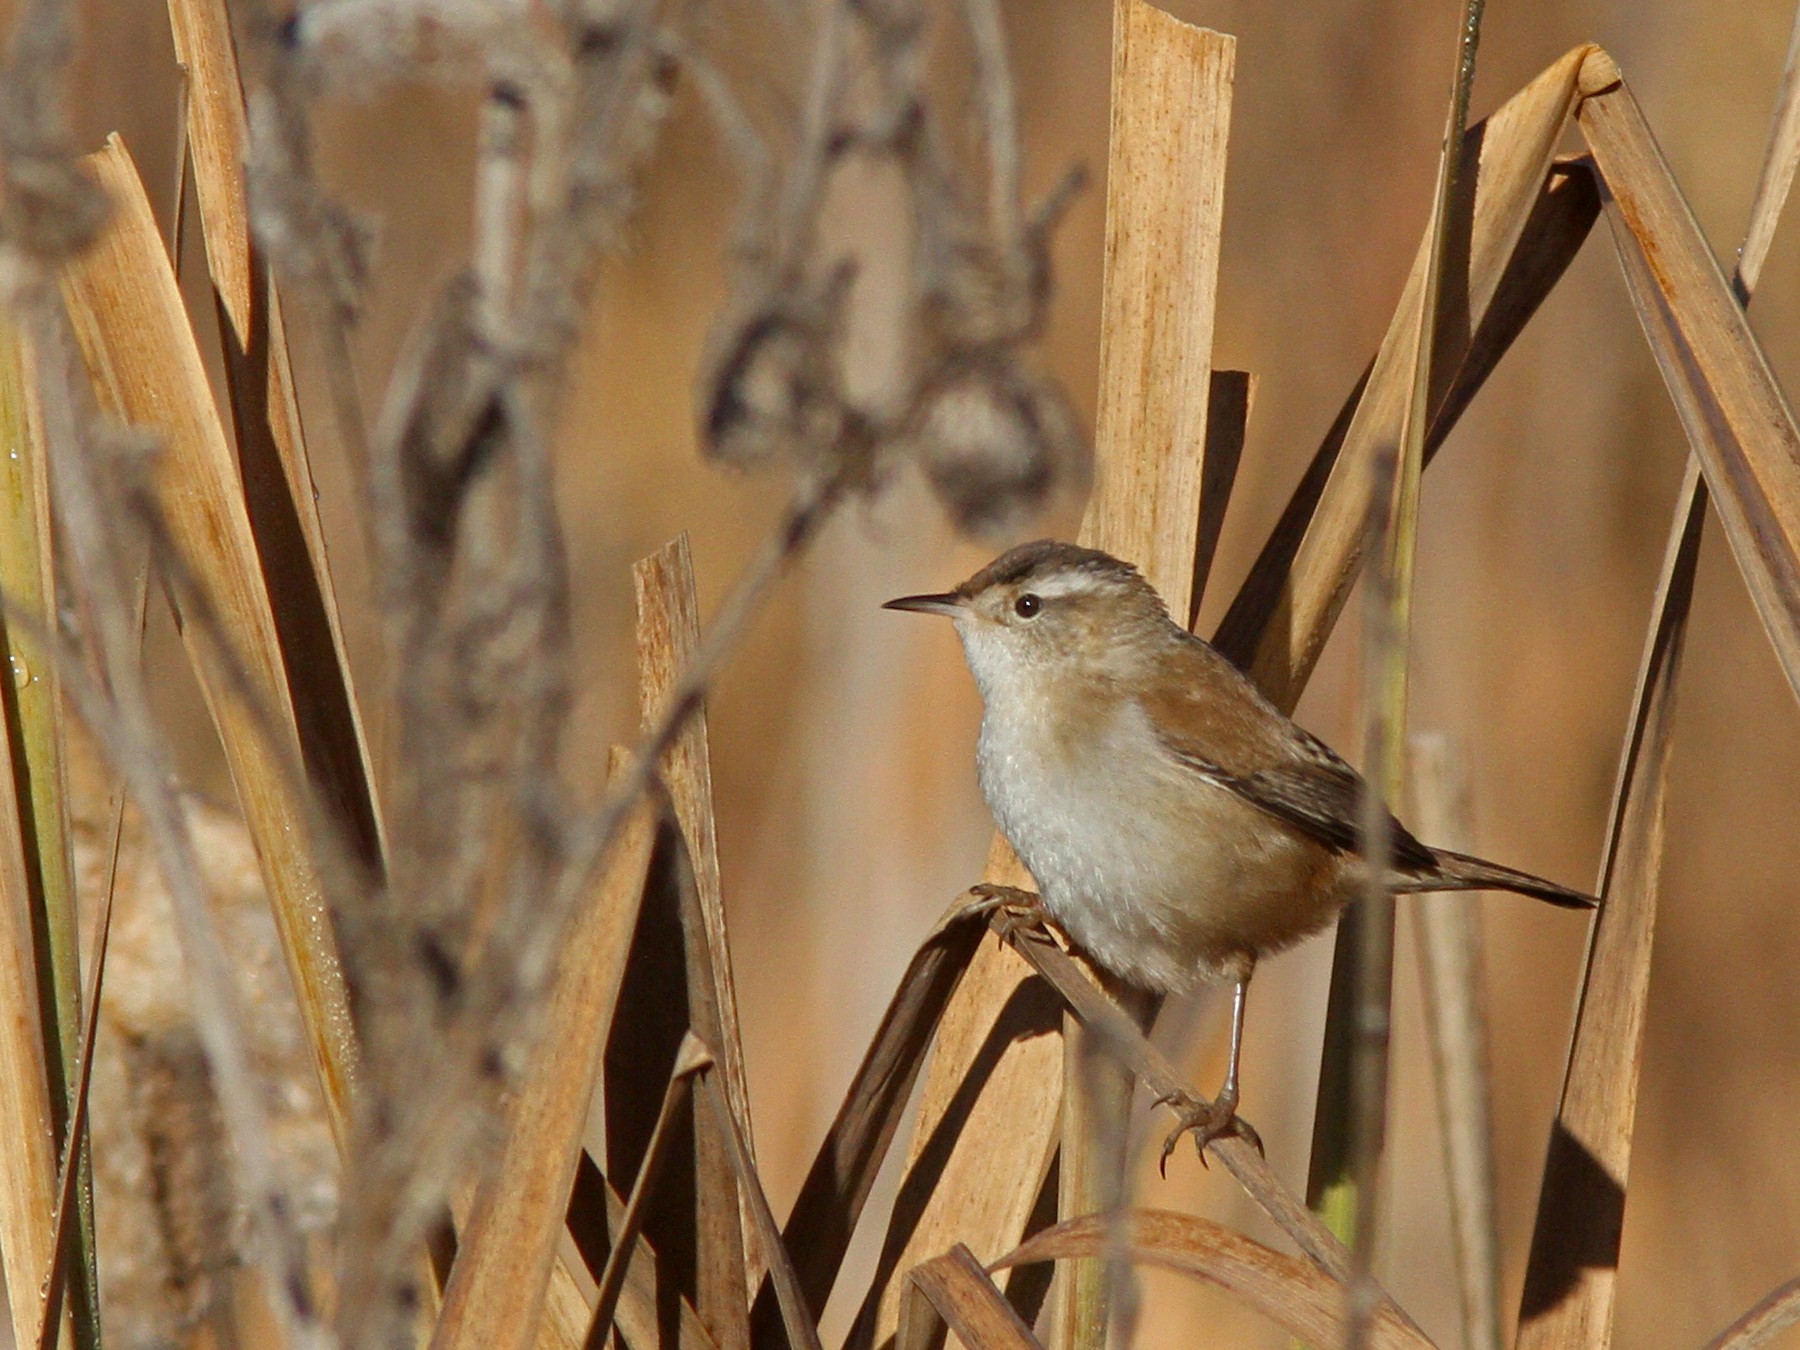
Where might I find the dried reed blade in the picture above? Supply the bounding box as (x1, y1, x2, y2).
(1404, 734, 1500, 1350)
(1518, 39, 1800, 1346)
(691, 1049, 824, 1350)
(751, 902, 988, 1339)
(0, 607, 69, 1350)
(1577, 50, 1800, 703)
(565, 1152, 721, 1350)
(584, 1036, 710, 1350)
(1513, 459, 1700, 1349)
(1212, 46, 1595, 703)
(432, 749, 657, 1350)
(869, 7, 1236, 1344)
(0, 306, 82, 1350)
(1736, 4, 1800, 303)
(58, 135, 361, 1145)
(625, 537, 749, 1349)
(899, 1245, 1043, 1350)
(38, 174, 319, 1350)
(1700, 1275, 1800, 1350)
(33, 805, 122, 1350)
(992, 1212, 1434, 1350)
(166, 0, 386, 873)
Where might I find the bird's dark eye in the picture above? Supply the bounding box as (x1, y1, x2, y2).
(1014, 593, 1041, 618)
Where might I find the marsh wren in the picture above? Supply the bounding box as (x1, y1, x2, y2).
(886, 540, 1595, 1157)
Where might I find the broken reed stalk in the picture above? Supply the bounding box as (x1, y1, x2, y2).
(1518, 37, 1800, 1347)
(1057, 4, 1233, 1347)
(863, 6, 1235, 1343)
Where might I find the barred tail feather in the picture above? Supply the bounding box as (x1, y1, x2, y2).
(1398, 848, 1597, 910)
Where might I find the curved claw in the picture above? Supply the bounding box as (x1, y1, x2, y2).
(962, 884, 1049, 943)
(1154, 1089, 1261, 1175)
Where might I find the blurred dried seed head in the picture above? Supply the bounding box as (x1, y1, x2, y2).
(915, 363, 1087, 538)
(700, 297, 847, 471)
(0, 0, 109, 259)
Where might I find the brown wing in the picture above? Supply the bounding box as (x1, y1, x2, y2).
(1144, 633, 1436, 871)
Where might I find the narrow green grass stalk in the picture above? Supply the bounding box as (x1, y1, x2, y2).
(1307, 7, 1486, 1339)
(0, 311, 101, 1347)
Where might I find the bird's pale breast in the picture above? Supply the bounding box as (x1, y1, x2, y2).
(976, 692, 1347, 993)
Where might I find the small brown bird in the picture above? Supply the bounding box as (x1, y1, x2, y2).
(886, 540, 1595, 1157)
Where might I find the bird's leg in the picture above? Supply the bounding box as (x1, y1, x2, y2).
(1158, 955, 1262, 1171)
(960, 883, 1051, 942)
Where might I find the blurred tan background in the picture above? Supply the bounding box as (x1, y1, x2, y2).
(48, 0, 1800, 1345)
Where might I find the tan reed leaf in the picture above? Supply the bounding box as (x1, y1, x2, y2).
(1577, 49, 1800, 703)
(1518, 37, 1800, 1347)
(864, 7, 1235, 1345)
(32, 806, 123, 1350)
(166, 0, 386, 874)
(58, 134, 361, 1148)
(1212, 46, 1596, 706)
(565, 1152, 721, 1350)
(585, 1036, 711, 1350)
(1700, 1274, 1800, 1350)
(692, 1048, 824, 1350)
(431, 748, 656, 1350)
(751, 901, 989, 1340)
(899, 1244, 1044, 1350)
(991, 1211, 1435, 1350)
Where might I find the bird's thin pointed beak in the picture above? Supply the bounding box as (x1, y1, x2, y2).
(882, 591, 965, 617)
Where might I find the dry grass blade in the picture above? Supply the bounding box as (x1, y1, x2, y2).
(1737, 4, 1800, 302)
(1405, 734, 1500, 1350)
(1518, 39, 1800, 1346)
(58, 135, 360, 1146)
(0, 309, 78, 1350)
(0, 308, 93, 1346)
(32, 805, 122, 1350)
(752, 902, 988, 1338)
(585, 1035, 712, 1350)
(991, 1211, 1434, 1350)
(620, 537, 749, 1349)
(899, 1244, 1043, 1350)
(1514, 457, 1700, 1347)
(565, 1153, 722, 1350)
(166, 0, 385, 872)
(1577, 49, 1800, 703)
(690, 1048, 824, 1350)
(431, 748, 657, 1350)
(1212, 46, 1594, 703)
(1700, 1275, 1800, 1350)
(871, 6, 1235, 1341)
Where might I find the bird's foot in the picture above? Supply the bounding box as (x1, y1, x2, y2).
(1155, 1086, 1262, 1175)
(962, 884, 1050, 943)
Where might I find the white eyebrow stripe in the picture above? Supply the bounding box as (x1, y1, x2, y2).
(1025, 570, 1106, 599)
